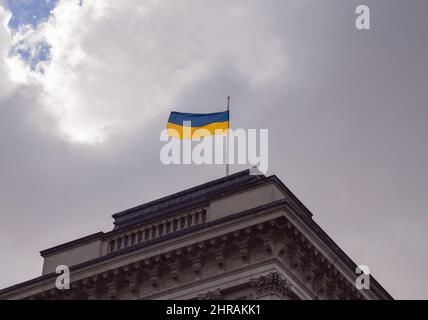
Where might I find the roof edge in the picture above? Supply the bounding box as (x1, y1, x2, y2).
(39, 232, 104, 257)
(111, 169, 258, 219)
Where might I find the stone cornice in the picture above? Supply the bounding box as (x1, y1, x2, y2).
(2, 214, 372, 300)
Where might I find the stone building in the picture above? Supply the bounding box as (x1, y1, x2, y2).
(0, 170, 392, 300)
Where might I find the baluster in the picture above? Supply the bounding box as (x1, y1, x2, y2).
(176, 217, 182, 231)
(124, 235, 129, 247)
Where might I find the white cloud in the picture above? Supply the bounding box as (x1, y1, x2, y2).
(0, 5, 14, 95)
(2, 0, 287, 143)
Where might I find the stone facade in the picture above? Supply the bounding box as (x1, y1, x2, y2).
(0, 170, 392, 300)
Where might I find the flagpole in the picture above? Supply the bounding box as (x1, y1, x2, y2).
(226, 96, 230, 176)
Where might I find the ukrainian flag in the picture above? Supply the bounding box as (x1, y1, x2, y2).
(167, 111, 229, 139)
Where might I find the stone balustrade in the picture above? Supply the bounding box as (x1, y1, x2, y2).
(107, 209, 207, 254)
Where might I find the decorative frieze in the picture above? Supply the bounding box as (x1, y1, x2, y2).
(250, 273, 291, 300)
(22, 216, 368, 300)
(198, 288, 222, 300)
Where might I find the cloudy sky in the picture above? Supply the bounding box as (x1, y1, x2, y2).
(0, 0, 427, 299)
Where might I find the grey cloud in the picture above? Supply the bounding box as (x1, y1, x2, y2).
(0, 0, 427, 299)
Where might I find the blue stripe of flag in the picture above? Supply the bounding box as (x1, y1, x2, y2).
(168, 111, 229, 127)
